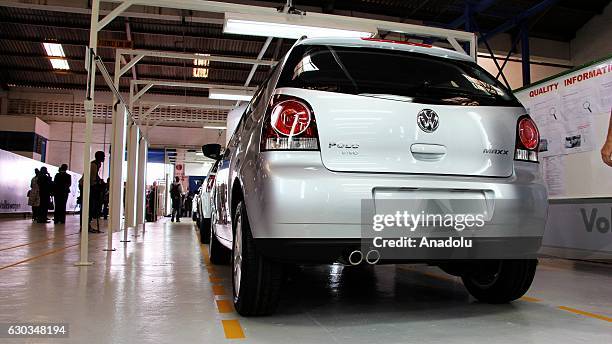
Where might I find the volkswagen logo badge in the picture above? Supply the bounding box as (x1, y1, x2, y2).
(417, 109, 439, 133)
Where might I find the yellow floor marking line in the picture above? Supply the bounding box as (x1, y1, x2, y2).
(0, 232, 80, 252)
(558, 306, 612, 322)
(194, 224, 245, 340)
(216, 300, 234, 313)
(520, 296, 542, 303)
(0, 242, 80, 270)
(212, 284, 226, 295)
(221, 319, 245, 339)
(0, 232, 108, 271)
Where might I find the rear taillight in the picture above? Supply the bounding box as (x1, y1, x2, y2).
(514, 115, 539, 162)
(206, 175, 215, 192)
(261, 96, 320, 151)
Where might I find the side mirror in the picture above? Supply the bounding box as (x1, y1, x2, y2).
(202, 144, 222, 160)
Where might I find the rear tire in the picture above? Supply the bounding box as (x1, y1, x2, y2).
(199, 218, 211, 244)
(232, 201, 283, 316)
(461, 259, 537, 303)
(208, 216, 230, 265)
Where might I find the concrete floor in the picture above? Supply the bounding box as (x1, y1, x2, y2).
(0, 216, 610, 344)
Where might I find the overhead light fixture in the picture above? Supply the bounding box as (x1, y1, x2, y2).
(43, 42, 70, 70)
(43, 42, 65, 57)
(203, 125, 227, 130)
(223, 12, 376, 39)
(193, 53, 210, 78)
(49, 58, 70, 70)
(209, 88, 253, 101)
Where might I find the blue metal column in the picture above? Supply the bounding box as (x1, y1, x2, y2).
(520, 22, 531, 86)
(463, 1, 473, 53)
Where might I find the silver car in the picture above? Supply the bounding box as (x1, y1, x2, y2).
(197, 160, 220, 244)
(203, 37, 548, 316)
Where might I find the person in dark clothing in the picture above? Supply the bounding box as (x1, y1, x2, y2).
(170, 177, 183, 222)
(89, 151, 105, 232)
(28, 168, 40, 222)
(37, 167, 53, 224)
(184, 192, 193, 218)
(53, 164, 71, 224)
(146, 182, 158, 222)
(78, 151, 106, 232)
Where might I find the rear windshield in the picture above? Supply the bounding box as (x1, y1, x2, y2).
(277, 44, 521, 107)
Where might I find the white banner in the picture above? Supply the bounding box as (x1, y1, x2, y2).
(0, 149, 81, 213)
(515, 58, 612, 158)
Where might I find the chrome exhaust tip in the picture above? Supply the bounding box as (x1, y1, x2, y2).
(365, 249, 380, 265)
(348, 250, 363, 266)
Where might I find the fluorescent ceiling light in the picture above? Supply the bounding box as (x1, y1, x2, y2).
(209, 88, 253, 101)
(43, 42, 65, 57)
(224, 13, 376, 39)
(203, 125, 227, 130)
(193, 68, 209, 78)
(193, 53, 210, 78)
(49, 58, 70, 70)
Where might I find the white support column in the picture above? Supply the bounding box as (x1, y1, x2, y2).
(76, 0, 100, 266)
(108, 103, 127, 248)
(125, 122, 139, 235)
(109, 49, 128, 247)
(136, 134, 148, 228)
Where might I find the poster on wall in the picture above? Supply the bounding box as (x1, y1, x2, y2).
(0, 149, 81, 213)
(541, 156, 565, 197)
(515, 58, 612, 158)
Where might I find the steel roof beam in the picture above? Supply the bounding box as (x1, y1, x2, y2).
(479, 0, 560, 43)
(447, 0, 498, 28)
(132, 79, 256, 91)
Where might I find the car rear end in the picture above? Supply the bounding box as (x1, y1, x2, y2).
(241, 38, 547, 263)
(198, 161, 220, 244)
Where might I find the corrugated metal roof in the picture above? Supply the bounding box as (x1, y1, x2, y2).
(0, 0, 609, 128)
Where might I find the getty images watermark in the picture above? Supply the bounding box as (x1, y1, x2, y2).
(371, 211, 486, 248)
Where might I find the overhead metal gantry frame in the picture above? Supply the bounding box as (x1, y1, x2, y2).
(77, 0, 478, 265)
(108, 48, 273, 251)
(450, 0, 561, 88)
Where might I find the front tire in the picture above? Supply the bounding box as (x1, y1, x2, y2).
(232, 201, 283, 316)
(461, 259, 537, 303)
(208, 214, 230, 265)
(199, 217, 211, 244)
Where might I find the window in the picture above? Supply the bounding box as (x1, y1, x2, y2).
(277, 45, 521, 107)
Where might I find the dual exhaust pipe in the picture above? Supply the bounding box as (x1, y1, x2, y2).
(346, 249, 380, 265)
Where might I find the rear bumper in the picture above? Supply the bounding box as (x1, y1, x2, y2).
(241, 152, 548, 259)
(255, 237, 543, 263)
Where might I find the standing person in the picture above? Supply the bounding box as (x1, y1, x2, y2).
(184, 191, 193, 218)
(170, 176, 183, 222)
(28, 169, 40, 222)
(53, 164, 71, 224)
(79, 151, 105, 232)
(88, 151, 106, 233)
(37, 167, 53, 224)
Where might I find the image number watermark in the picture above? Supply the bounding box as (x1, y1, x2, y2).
(0, 323, 69, 338)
